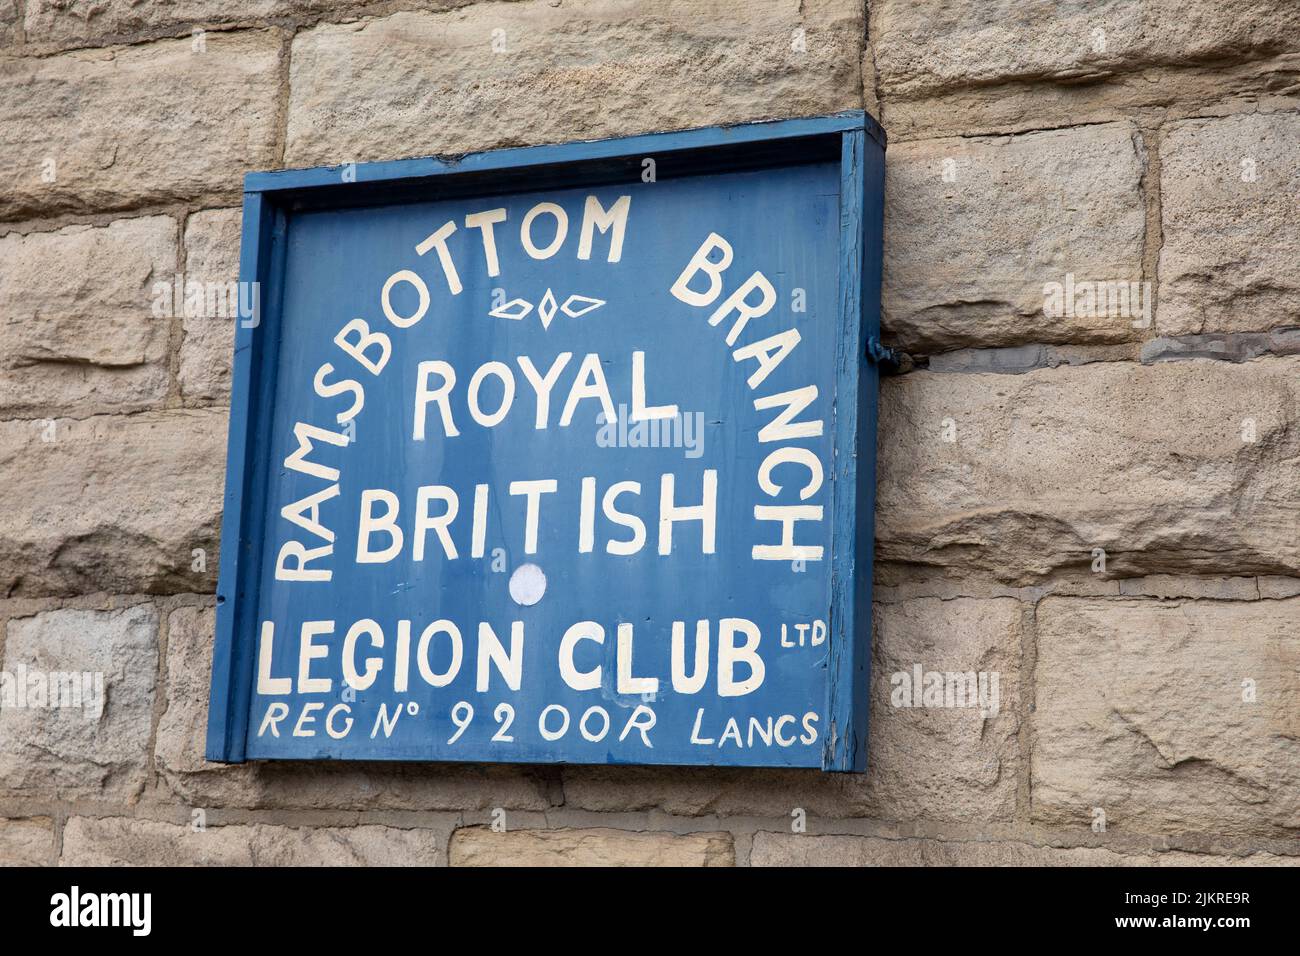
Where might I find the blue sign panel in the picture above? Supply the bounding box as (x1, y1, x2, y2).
(207, 112, 886, 771)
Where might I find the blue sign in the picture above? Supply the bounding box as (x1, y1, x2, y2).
(207, 112, 886, 771)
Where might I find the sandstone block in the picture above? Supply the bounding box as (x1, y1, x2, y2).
(0, 818, 55, 866)
(285, 2, 863, 167)
(864, 597, 1021, 821)
(60, 817, 440, 865)
(0, 605, 157, 800)
(872, 1, 1300, 100)
(0, 2, 17, 47)
(880, 62, 1300, 144)
(884, 123, 1146, 353)
(0, 32, 280, 220)
(25, 1, 292, 47)
(1033, 597, 1300, 837)
(1159, 112, 1300, 335)
(876, 358, 1300, 583)
(0, 410, 227, 597)
(751, 832, 1300, 866)
(449, 826, 734, 866)
(21, 2, 483, 50)
(179, 208, 242, 404)
(0, 216, 174, 415)
(752, 832, 1129, 866)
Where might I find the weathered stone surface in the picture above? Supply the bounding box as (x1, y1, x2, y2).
(0, 216, 174, 415)
(566, 599, 1022, 823)
(0, 31, 280, 220)
(880, 61, 1300, 144)
(872, 0, 1300, 100)
(21, 2, 476, 49)
(0, 818, 55, 866)
(0, 410, 226, 597)
(1033, 597, 1300, 837)
(157, 606, 553, 810)
(25, 1, 292, 47)
(876, 358, 1300, 583)
(865, 597, 1021, 821)
(1158, 112, 1300, 335)
(155, 605, 252, 797)
(884, 124, 1146, 353)
(179, 209, 241, 404)
(61, 817, 440, 865)
(751, 832, 1300, 866)
(1146, 850, 1300, 866)
(1116, 575, 1260, 601)
(450, 826, 734, 866)
(0, 606, 157, 800)
(285, 1, 863, 167)
(561, 764, 834, 818)
(753, 833, 1125, 866)
(0, 1, 18, 47)
(1258, 576, 1300, 600)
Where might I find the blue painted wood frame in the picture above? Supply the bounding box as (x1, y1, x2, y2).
(207, 110, 886, 771)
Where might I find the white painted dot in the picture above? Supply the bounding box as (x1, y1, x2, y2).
(508, 563, 546, 606)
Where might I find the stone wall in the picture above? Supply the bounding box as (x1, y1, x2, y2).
(0, 0, 1296, 866)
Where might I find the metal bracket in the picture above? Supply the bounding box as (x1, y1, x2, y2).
(866, 335, 901, 371)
